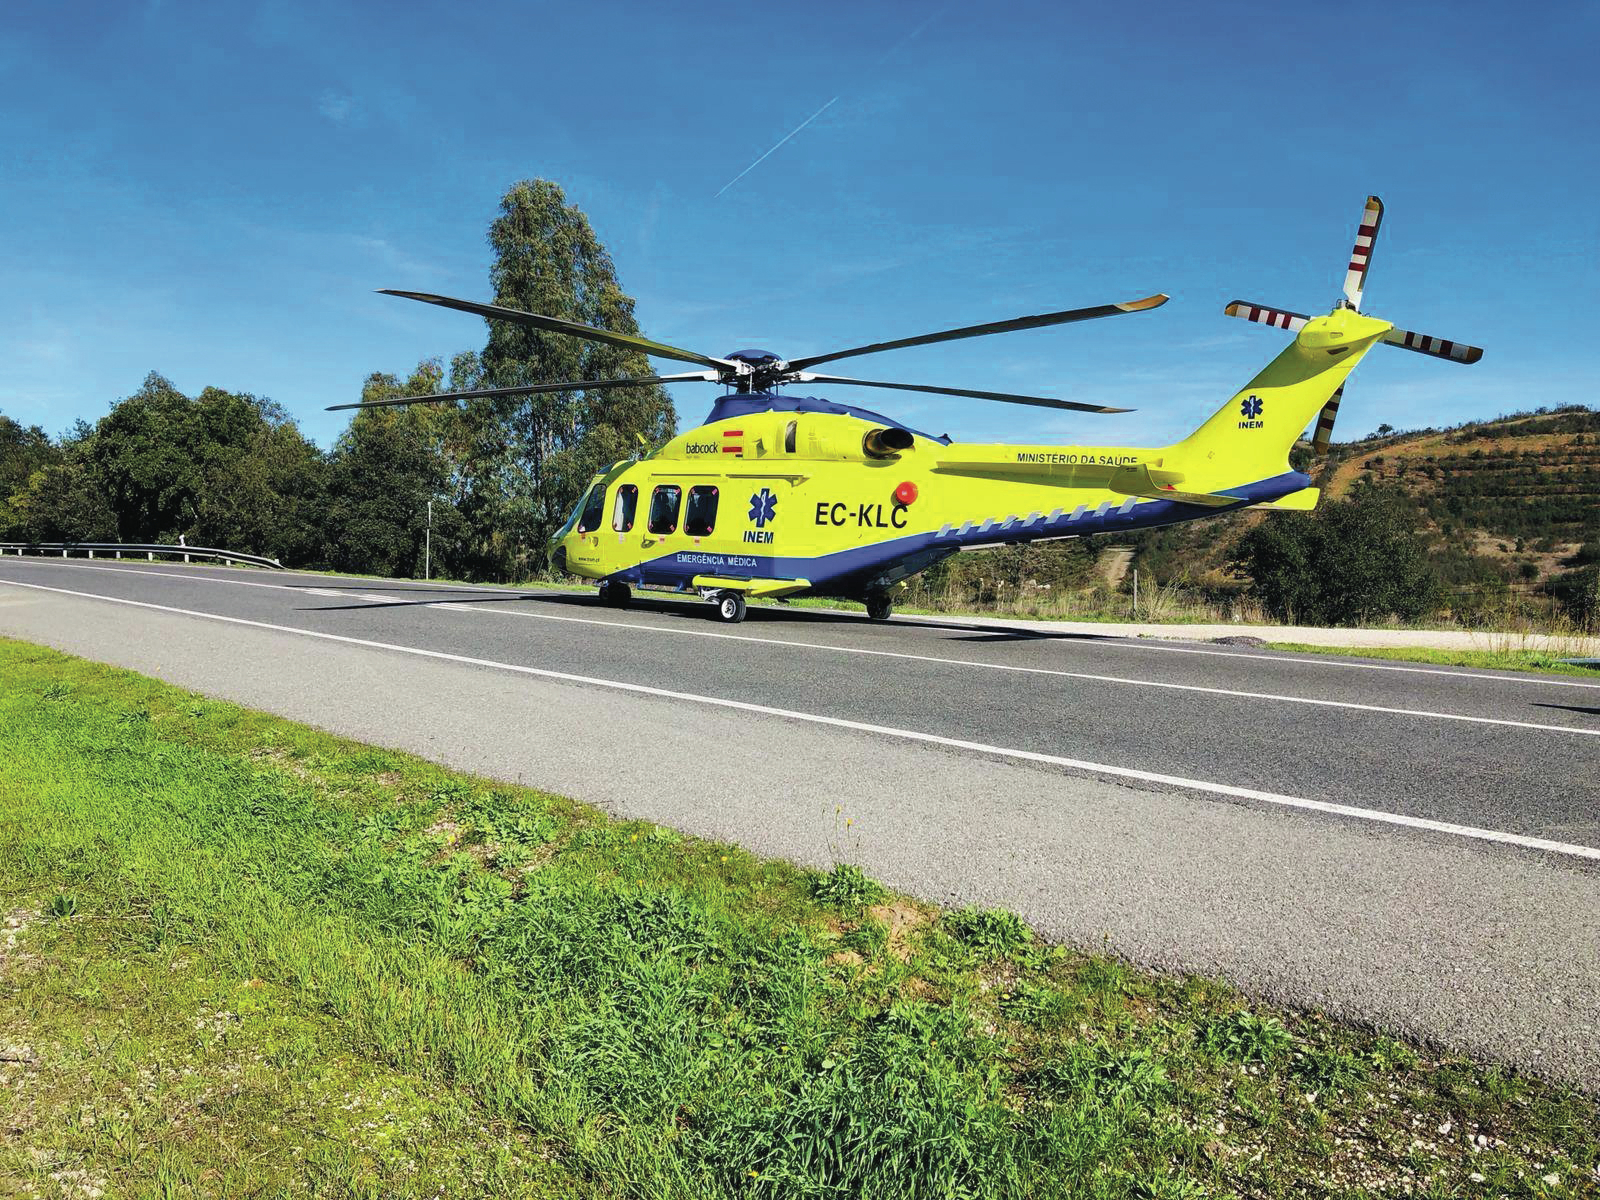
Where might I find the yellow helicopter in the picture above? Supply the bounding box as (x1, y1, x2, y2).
(336, 196, 1481, 622)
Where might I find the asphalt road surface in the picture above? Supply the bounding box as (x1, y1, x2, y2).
(1, 556, 1596, 1087)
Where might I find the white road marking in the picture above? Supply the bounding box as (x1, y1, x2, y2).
(0, 560, 523, 596)
(5, 557, 1599, 696)
(423, 602, 1600, 738)
(3, 575, 1597, 865)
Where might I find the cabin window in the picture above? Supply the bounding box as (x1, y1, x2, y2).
(612, 483, 638, 532)
(784, 420, 798, 454)
(576, 482, 607, 534)
(647, 484, 682, 534)
(684, 485, 719, 536)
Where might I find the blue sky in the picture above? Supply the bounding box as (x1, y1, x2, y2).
(2, 0, 1595, 450)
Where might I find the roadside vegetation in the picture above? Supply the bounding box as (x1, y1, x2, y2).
(1265, 643, 1600, 678)
(2, 637, 1596, 1198)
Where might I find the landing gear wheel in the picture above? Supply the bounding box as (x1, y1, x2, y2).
(598, 581, 631, 608)
(713, 591, 747, 623)
(866, 595, 893, 622)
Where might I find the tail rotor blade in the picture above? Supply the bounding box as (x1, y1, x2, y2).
(1223, 301, 1311, 333)
(1383, 327, 1484, 364)
(1343, 195, 1384, 311)
(1312, 385, 1343, 455)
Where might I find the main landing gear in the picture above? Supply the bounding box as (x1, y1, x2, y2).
(711, 590, 748, 623)
(597, 580, 631, 608)
(865, 594, 894, 622)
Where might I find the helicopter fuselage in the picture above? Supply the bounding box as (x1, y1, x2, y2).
(550, 390, 1314, 604)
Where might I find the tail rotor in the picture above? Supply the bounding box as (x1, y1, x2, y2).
(1224, 195, 1483, 455)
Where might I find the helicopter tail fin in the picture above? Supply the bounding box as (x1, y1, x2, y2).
(1172, 309, 1390, 485)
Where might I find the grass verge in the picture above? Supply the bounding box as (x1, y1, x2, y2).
(1, 637, 1595, 1198)
(1267, 642, 1600, 679)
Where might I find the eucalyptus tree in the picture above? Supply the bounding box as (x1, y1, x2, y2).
(468, 179, 676, 571)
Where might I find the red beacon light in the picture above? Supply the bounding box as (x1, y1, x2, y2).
(894, 481, 918, 506)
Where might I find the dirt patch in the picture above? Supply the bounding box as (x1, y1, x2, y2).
(867, 901, 929, 962)
(1, 908, 38, 977)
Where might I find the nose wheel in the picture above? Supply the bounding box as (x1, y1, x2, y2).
(597, 580, 631, 608)
(713, 591, 748, 623)
(866, 594, 893, 622)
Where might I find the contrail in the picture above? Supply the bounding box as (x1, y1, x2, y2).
(714, 95, 839, 198)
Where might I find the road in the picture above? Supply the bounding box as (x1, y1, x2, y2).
(1, 556, 1596, 1086)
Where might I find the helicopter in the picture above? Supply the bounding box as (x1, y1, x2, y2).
(334, 196, 1481, 623)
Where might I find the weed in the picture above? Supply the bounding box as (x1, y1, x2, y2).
(840, 918, 889, 958)
(1293, 1046, 1370, 1093)
(1200, 1010, 1293, 1064)
(810, 862, 887, 910)
(47, 891, 78, 919)
(1370, 1035, 1420, 1072)
(944, 906, 1033, 958)
(997, 980, 1073, 1029)
(1032, 1044, 1171, 1108)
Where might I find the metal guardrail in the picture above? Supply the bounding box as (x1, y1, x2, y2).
(0, 542, 284, 570)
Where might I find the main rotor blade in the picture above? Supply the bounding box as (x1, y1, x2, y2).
(1342, 195, 1384, 311)
(785, 294, 1169, 373)
(1382, 327, 1484, 364)
(327, 372, 719, 411)
(379, 290, 734, 372)
(1223, 300, 1312, 332)
(797, 372, 1132, 414)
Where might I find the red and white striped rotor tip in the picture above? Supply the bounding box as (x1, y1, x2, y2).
(1223, 301, 1310, 333)
(1342, 195, 1384, 311)
(1383, 327, 1485, 364)
(1312, 385, 1344, 455)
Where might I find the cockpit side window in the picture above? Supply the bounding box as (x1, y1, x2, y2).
(647, 484, 682, 534)
(576, 482, 607, 534)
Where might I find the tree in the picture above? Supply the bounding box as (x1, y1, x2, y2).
(4, 461, 117, 542)
(86, 373, 204, 541)
(0, 413, 62, 496)
(469, 179, 676, 573)
(322, 367, 454, 577)
(80, 372, 328, 561)
(1232, 487, 1440, 625)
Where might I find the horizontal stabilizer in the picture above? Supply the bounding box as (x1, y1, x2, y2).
(692, 575, 811, 598)
(1252, 487, 1321, 512)
(1108, 464, 1237, 507)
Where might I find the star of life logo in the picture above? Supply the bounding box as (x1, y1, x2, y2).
(1238, 394, 1265, 429)
(748, 488, 777, 527)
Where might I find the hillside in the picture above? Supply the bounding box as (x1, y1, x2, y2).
(1127, 405, 1600, 604)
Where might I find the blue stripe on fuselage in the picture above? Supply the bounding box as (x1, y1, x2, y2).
(612, 472, 1310, 597)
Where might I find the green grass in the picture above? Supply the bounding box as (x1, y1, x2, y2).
(1, 638, 1596, 1198)
(1268, 641, 1600, 678)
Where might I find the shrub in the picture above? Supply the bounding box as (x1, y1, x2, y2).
(1232, 486, 1441, 625)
